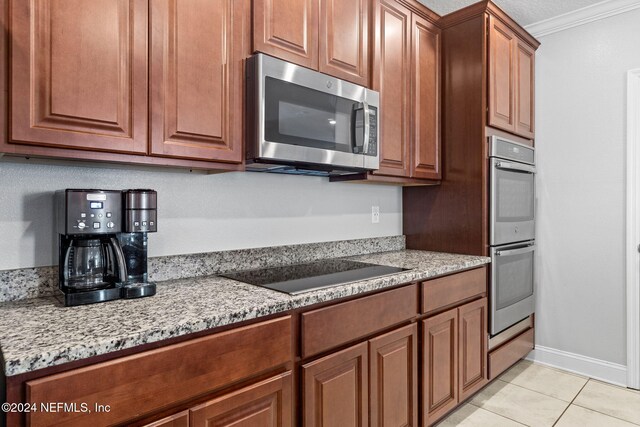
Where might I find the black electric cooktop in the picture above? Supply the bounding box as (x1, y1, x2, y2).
(221, 259, 409, 295)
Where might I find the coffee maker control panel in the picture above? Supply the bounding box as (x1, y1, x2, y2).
(56, 190, 123, 234)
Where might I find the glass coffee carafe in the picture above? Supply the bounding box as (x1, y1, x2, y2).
(63, 237, 124, 291)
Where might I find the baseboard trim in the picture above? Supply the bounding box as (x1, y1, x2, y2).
(526, 345, 627, 387)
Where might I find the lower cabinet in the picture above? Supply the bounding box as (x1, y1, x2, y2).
(142, 372, 292, 427)
(302, 323, 418, 427)
(190, 372, 293, 427)
(302, 342, 369, 427)
(422, 298, 488, 426)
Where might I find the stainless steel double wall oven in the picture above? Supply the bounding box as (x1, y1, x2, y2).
(489, 136, 536, 335)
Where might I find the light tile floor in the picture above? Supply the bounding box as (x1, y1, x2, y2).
(438, 360, 640, 426)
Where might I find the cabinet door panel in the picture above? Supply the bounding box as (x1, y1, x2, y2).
(458, 298, 488, 401)
(190, 372, 292, 427)
(369, 324, 418, 427)
(319, 0, 369, 86)
(150, 0, 244, 162)
(410, 14, 440, 180)
(373, 0, 411, 177)
(423, 309, 458, 425)
(143, 411, 189, 427)
(10, 0, 147, 153)
(303, 343, 368, 427)
(515, 40, 535, 139)
(488, 16, 515, 133)
(254, 0, 318, 69)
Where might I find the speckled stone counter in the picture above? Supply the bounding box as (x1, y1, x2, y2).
(0, 250, 489, 376)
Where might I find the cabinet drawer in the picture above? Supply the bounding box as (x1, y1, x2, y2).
(422, 267, 486, 314)
(26, 316, 292, 427)
(301, 284, 418, 358)
(488, 327, 534, 379)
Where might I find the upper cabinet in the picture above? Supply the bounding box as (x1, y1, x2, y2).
(149, 0, 244, 162)
(3, 0, 246, 170)
(253, 0, 369, 86)
(319, 0, 370, 86)
(253, 0, 319, 69)
(488, 14, 536, 139)
(9, 0, 148, 154)
(372, 0, 441, 181)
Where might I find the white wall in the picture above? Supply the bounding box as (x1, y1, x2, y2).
(0, 159, 402, 271)
(534, 9, 640, 367)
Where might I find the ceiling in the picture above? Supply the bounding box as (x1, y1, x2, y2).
(418, 0, 606, 26)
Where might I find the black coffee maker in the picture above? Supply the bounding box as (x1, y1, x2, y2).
(56, 190, 127, 306)
(56, 189, 158, 306)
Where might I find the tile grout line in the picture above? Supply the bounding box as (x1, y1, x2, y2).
(495, 377, 580, 403)
(467, 401, 529, 426)
(551, 378, 590, 426)
(569, 380, 640, 426)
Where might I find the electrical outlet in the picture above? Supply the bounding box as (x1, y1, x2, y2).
(371, 206, 380, 224)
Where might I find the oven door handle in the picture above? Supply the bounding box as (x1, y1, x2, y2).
(495, 160, 536, 174)
(362, 101, 371, 155)
(495, 244, 536, 257)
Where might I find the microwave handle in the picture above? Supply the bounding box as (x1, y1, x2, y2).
(495, 244, 536, 257)
(352, 102, 371, 154)
(495, 160, 536, 174)
(362, 101, 371, 155)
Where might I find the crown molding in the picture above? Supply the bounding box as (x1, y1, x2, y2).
(525, 0, 640, 38)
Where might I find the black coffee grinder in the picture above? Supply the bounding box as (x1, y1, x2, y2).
(118, 190, 158, 298)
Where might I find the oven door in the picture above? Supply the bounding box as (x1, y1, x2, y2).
(490, 158, 536, 246)
(249, 54, 379, 170)
(491, 242, 535, 335)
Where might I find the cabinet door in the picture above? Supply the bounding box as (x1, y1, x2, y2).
(423, 308, 458, 426)
(253, 0, 319, 69)
(190, 372, 293, 427)
(372, 0, 411, 177)
(369, 324, 418, 427)
(10, 0, 148, 153)
(488, 15, 516, 133)
(458, 298, 488, 401)
(410, 14, 440, 180)
(143, 411, 189, 427)
(149, 0, 245, 163)
(319, 0, 369, 86)
(303, 342, 368, 427)
(515, 40, 535, 139)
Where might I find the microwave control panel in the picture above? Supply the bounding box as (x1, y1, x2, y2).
(367, 106, 378, 157)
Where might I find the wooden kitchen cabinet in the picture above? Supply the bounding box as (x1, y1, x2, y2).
(302, 342, 369, 427)
(410, 13, 441, 180)
(149, 0, 244, 163)
(422, 297, 488, 425)
(2, 0, 247, 170)
(253, 0, 369, 86)
(369, 0, 441, 182)
(369, 324, 418, 427)
(515, 39, 535, 139)
(143, 411, 189, 427)
(458, 298, 488, 400)
(190, 372, 293, 427)
(253, 0, 318, 69)
(488, 15, 536, 139)
(9, 0, 148, 154)
(422, 308, 458, 426)
(319, 0, 369, 86)
(373, 0, 411, 177)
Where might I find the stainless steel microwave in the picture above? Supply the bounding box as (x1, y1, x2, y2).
(246, 54, 380, 175)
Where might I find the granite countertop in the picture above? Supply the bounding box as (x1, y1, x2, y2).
(0, 250, 489, 377)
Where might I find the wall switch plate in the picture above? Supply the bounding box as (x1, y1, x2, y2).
(372, 206, 380, 223)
